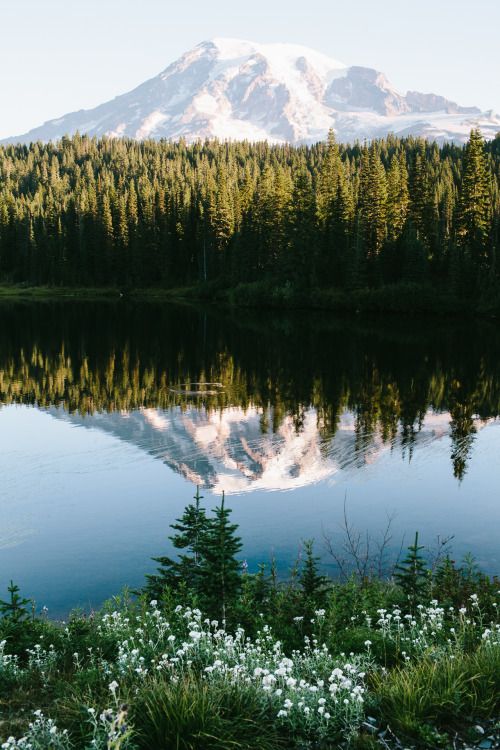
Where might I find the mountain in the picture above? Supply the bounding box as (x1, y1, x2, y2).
(50, 403, 490, 495)
(4, 38, 500, 145)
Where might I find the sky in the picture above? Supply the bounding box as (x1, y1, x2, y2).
(1, 0, 499, 139)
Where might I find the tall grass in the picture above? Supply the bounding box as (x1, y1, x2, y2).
(132, 676, 283, 750)
(371, 645, 500, 743)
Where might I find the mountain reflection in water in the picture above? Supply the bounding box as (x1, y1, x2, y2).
(2, 301, 500, 612)
(1, 301, 500, 482)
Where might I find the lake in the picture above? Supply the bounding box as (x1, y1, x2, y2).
(0, 301, 499, 616)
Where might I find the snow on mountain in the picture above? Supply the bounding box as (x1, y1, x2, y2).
(4, 38, 500, 145)
(49, 403, 493, 495)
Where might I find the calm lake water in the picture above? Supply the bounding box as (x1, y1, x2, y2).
(1, 301, 499, 615)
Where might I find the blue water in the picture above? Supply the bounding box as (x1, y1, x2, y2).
(0, 302, 499, 615)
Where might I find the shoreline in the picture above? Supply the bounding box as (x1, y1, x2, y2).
(0, 281, 496, 317)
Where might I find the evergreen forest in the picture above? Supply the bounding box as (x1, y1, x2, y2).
(1, 129, 499, 310)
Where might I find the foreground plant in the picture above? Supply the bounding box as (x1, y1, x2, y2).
(1, 495, 499, 749)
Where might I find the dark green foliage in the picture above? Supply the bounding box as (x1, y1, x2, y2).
(132, 677, 283, 750)
(432, 553, 499, 612)
(0, 581, 31, 624)
(457, 128, 491, 266)
(394, 533, 428, 608)
(0, 130, 499, 306)
(371, 647, 500, 745)
(199, 492, 243, 622)
(145, 486, 207, 597)
(299, 539, 328, 605)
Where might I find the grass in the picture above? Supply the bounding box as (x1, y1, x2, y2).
(1, 519, 499, 750)
(132, 676, 283, 750)
(0, 280, 485, 317)
(370, 646, 500, 746)
(0, 284, 123, 300)
(1, 590, 498, 749)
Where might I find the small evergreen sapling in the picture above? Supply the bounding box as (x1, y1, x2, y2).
(0, 580, 31, 624)
(394, 532, 428, 607)
(298, 540, 329, 621)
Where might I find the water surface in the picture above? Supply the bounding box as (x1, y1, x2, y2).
(1, 302, 499, 615)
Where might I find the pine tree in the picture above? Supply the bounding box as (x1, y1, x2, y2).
(299, 540, 328, 604)
(145, 486, 207, 597)
(0, 581, 31, 624)
(199, 491, 242, 622)
(386, 151, 409, 242)
(316, 129, 342, 228)
(359, 143, 388, 262)
(289, 168, 316, 286)
(457, 128, 491, 265)
(394, 532, 428, 607)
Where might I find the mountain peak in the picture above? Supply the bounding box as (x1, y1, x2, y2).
(3, 39, 499, 146)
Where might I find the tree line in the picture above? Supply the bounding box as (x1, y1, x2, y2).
(0, 130, 499, 297)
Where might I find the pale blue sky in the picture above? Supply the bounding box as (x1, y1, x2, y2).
(1, 0, 499, 139)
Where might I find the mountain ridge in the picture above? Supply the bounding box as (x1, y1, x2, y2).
(3, 38, 500, 145)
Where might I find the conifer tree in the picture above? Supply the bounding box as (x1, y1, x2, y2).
(299, 540, 328, 604)
(359, 144, 388, 261)
(200, 491, 242, 622)
(394, 532, 428, 607)
(145, 486, 207, 597)
(316, 129, 341, 228)
(0, 581, 31, 624)
(457, 128, 491, 264)
(387, 151, 409, 242)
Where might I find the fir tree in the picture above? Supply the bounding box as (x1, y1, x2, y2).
(199, 491, 243, 622)
(386, 151, 409, 242)
(145, 486, 207, 597)
(299, 540, 328, 604)
(457, 128, 491, 264)
(394, 532, 428, 607)
(0, 581, 31, 624)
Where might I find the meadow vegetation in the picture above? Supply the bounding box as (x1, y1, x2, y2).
(1, 490, 499, 749)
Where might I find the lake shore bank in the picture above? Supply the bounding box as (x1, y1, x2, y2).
(0, 281, 497, 317)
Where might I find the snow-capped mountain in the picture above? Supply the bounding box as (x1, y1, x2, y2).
(4, 38, 500, 145)
(50, 403, 492, 494)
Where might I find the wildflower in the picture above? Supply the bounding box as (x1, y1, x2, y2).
(108, 680, 119, 696)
